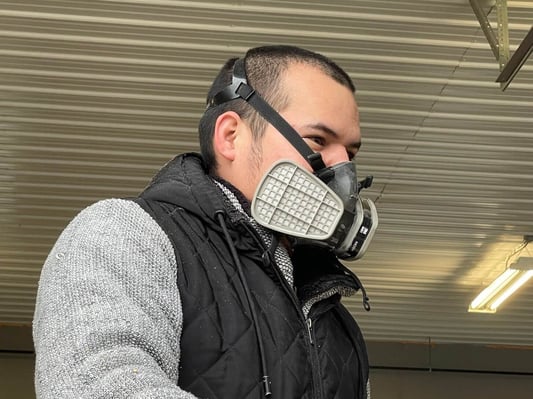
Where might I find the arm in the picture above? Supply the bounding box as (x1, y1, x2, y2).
(33, 199, 198, 399)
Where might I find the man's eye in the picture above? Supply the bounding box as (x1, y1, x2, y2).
(305, 136, 325, 146)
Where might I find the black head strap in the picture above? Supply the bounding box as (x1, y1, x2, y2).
(207, 58, 334, 181)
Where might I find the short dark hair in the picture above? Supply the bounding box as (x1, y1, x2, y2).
(198, 45, 356, 173)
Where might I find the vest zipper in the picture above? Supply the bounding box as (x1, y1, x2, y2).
(273, 265, 324, 399)
(306, 318, 314, 345)
(306, 316, 325, 399)
(306, 313, 326, 399)
(240, 221, 325, 399)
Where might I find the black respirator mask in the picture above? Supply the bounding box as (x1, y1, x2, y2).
(207, 58, 378, 260)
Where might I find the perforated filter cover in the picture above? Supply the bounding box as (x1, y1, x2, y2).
(251, 160, 344, 240)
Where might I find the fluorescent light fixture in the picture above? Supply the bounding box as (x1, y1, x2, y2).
(469, 257, 533, 313)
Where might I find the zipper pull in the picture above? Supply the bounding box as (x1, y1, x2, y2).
(306, 318, 314, 345)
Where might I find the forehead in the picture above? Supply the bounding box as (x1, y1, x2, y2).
(283, 63, 357, 105)
(281, 63, 360, 129)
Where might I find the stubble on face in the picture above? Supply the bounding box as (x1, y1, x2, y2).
(247, 132, 264, 187)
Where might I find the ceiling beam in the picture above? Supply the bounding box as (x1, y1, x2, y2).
(496, 26, 533, 90)
(470, 0, 500, 60)
(470, 0, 533, 90)
(496, 0, 510, 75)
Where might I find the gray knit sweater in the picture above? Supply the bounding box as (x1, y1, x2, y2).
(33, 199, 198, 398)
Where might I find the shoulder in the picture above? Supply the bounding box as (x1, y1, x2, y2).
(71, 198, 161, 232)
(41, 198, 176, 285)
(63, 198, 171, 251)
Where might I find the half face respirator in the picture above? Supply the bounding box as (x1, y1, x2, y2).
(207, 58, 378, 260)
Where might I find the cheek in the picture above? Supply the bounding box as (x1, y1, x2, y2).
(247, 140, 263, 177)
(257, 127, 312, 171)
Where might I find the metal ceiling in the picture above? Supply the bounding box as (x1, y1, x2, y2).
(1, 0, 533, 361)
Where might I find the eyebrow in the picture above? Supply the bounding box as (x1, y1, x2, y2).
(305, 122, 362, 151)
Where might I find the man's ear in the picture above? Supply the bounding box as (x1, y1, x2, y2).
(213, 111, 241, 162)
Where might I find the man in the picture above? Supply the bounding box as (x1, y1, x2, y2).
(33, 45, 377, 398)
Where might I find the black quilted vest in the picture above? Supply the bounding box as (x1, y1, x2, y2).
(135, 153, 369, 399)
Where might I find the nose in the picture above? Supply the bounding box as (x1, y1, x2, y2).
(321, 144, 351, 167)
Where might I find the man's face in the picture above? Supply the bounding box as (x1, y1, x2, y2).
(233, 62, 362, 201)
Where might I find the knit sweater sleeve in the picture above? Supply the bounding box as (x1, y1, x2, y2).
(33, 199, 199, 399)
